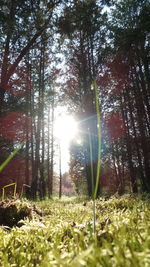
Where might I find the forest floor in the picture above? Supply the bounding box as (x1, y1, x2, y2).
(0, 194, 150, 267)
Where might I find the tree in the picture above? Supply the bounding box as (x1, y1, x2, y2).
(100, 0, 150, 192)
(58, 0, 107, 197)
(69, 140, 87, 195)
(0, 0, 61, 114)
(0, 0, 62, 198)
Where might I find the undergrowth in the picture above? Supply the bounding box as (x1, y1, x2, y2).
(0, 194, 150, 266)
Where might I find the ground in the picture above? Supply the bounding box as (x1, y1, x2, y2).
(0, 194, 150, 266)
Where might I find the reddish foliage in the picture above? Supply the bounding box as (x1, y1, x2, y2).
(107, 55, 129, 79)
(7, 85, 29, 98)
(0, 157, 28, 195)
(110, 81, 125, 96)
(99, 54, 130, 97)
(100, 174, 117, 194)
(0, 112, 31, 142)
(51, 69, 61, 80)
(6, 66, 32, 98)
(97, 73, 110, 87)
(106, 113, 125, 142)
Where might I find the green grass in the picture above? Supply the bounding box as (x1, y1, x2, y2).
(0, 195, 150, 266)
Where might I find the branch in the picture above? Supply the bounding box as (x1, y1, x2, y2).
(6, 25, 48, 83)
(6, 0, 62, 83)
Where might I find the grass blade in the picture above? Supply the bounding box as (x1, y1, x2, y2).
(0, 143, 24, 173)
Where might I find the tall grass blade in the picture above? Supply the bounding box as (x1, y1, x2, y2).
(88, 130, 94, 194)
(93, 79, 101, 200)
(0, 143, 24, 173)
(2, 182, 16, 200)
(90, 79, 101, 235)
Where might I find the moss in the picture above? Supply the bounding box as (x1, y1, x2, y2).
(0, 199, 32, 227)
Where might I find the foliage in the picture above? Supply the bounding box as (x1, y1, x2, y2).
(65, 0, 150, 195)
(0, 195, 149, 266)
(0, 0, 62, 199)
(69, 141, 88, 195)
(61, 0, 107, 197)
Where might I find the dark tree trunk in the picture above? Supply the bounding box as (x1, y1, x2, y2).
(121, 95, 138, 193)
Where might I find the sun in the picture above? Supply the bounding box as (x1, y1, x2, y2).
(54, 111, 78, 173)
(54, 114, 78, 145)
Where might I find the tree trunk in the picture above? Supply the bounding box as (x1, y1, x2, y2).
(121, 95, 138, 193)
